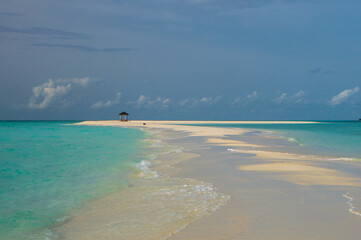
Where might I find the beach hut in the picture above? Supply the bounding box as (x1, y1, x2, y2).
(119, 112, 129, 122)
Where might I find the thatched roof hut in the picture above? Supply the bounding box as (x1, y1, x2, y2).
(119, 112, 129, 121)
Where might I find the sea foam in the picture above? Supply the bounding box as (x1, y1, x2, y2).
(343, 192, 361, 217)
(136, 160, 160, 178)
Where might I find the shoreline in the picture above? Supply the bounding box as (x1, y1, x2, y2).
(65, 120, 361, 239)
(54, 122, 234, 239)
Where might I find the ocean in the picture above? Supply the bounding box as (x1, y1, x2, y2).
(0, 121, 147, 240)
(0, 121, 229, 240)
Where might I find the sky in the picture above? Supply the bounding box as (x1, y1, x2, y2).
(1, 0, 361, 120)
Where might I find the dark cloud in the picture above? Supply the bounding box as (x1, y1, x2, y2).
(32, 43, 136, 53)
(308, 68, 335, 75)
(0, 25, 89, 39)
(308, 67, 321, 74)
(0, 11, 23, 16)
(323, 70, 336, 75)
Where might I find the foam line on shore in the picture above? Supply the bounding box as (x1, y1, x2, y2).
(343, 192, 361, 217)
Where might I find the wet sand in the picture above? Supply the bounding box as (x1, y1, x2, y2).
(70, 121, 361, 239)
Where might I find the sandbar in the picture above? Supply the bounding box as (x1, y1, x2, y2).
(70, 120, 361, 239)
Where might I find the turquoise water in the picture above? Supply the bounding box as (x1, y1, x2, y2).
(190, 121, 361, 159)
(0, 121, 147, 240)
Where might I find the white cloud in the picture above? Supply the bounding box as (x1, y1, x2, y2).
(91, 92, 121, 109)
(28, 77, 90, 109)
(274, 93, 287, 103)
(329, 87, 359, 106)
(28, 79, 71, 109)
(65, 77, 91, 87)
(52, 77, 91, 86)
(274, 90, 305, 104)
(180, 96, 221, 107)
(246, 91, 259, 99)
(293, 90, 305, 103)
(233, 91, 259, 106)
(232, 97, 242, 105)
(129, 95, 171, 109)
(294, 90, 304, 98)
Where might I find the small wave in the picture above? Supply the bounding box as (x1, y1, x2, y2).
(136, 160, 160, 178)
(143, 138, 166, 148)
(44, 229, 53, 240)
(328, 157, 361, 162)
(343, 192, 361, 217)
(147, 154, 157, 161)
(287, 137, 302, 145)
(163, 147, 183, 155)
(278, 136, 303, 145)
(26, 228, 54, 240)
(55, 216, 67, 223)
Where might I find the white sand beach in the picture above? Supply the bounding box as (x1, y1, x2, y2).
(66, 120, 361, 240)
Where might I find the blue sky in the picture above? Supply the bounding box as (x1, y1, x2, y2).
(1, 0, 361, 120)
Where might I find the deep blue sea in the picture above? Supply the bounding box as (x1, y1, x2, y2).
(0, 121, 147, 240)
(190, 121, 361, 159)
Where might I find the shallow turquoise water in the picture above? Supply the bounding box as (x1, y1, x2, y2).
(0, 121, 147, 240)
(189, 121, 361, 159)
